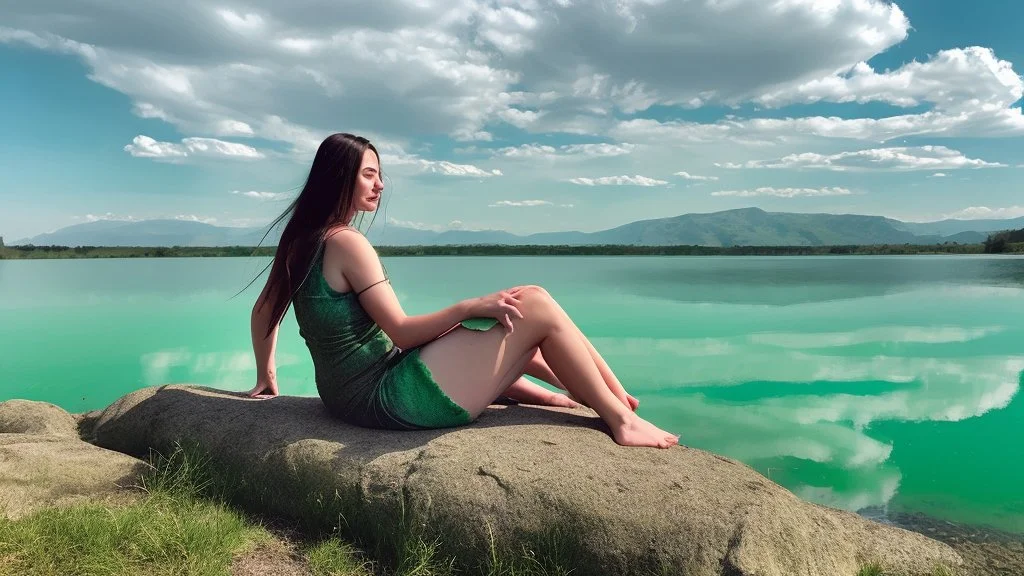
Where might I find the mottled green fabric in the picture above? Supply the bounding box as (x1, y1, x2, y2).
(291, 246, 472, 430)
(460, 317, 499, 331)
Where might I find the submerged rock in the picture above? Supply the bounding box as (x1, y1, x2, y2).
(91, 384, 961, 576)
(0, 400, 147, 519)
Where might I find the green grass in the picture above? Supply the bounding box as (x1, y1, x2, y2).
(858, 563, 885, 576)
(856, 561, 959, 576)
(304, 539, 374, 576)
(0, 489, 269, 576)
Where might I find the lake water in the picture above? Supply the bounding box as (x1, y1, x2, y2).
(2, 255, 1022, 534)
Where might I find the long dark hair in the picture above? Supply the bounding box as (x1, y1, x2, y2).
(251, 133, 382, 337)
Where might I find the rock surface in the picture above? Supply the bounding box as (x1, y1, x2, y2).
(92, 384, 962, 576)
(0, 399, 78, 437)
(0, 400, 147, 519)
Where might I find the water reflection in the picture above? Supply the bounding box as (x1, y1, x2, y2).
(605, 256, 1024, 306)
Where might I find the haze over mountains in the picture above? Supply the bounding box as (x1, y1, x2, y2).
(11, 208, 1022, 248)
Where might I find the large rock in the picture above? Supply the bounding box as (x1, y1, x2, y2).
(92, 385, 961, 576)
(0, 399, 78, 437)
(0, 400, 147, 519)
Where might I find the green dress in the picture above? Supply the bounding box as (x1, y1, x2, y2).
(291, 245, 496, 430)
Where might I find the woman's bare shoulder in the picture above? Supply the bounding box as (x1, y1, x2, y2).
(325, 225, 365, 246)
(324, 225, 375, 261)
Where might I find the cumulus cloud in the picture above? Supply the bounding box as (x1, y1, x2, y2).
(941, 206, 1024, 220)
(79, 212, 217, 224)
(489, 200, 554, 207)
(124, 135, 263, 160)
(719, 146, 1004, 171)
(757, 47, 1022, 110)
(712, 187, 853, 198)
(674, 171, 719, 181)
(173, 214, 217, 224)
(417, 161, 502, 177)
(568, 175, 668, 186)
(928, 172, 948, 178)
(386, 217, 476, 232)
(380, 145, 502, 177)
(83, 213, 137, 223)
(493, 142, 635, 159)
(231, 190, 292, 201)
(0, 0, 918, 152)
(1, 1, 1020, 184)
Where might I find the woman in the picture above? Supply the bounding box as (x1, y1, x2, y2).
(248, 133, 678, 449)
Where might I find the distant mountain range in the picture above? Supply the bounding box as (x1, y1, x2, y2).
(10, 208, 1023, 248)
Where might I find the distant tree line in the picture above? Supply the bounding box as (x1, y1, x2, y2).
(2, 241, 1011, 260)
(983, 228, 1024, 254)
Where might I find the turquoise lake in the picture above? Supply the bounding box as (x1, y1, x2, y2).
(1, 255, 1022, 534)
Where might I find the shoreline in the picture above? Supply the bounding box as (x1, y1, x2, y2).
(4, 242, 1022, 260)
(886, 512, 1024, 575)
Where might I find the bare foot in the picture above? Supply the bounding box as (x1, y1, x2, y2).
(610, 412, 679, 449)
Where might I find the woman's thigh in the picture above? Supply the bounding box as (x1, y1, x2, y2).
(418, 325, 539, 418)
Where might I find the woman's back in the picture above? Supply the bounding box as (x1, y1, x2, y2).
(291, 244, 404, 423)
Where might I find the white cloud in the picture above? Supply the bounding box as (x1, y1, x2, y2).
(928, 172, 947, 178)
(379, 144, 503, 178)
(0, 0, 915, 151)
(757, 47, 1022, 110)
(494, 142, 635, 159)
(418, 160, 502, 177)
(489, 200, 554, 207)
(568, 175, 668, 186)
(215, 120, 255, 137)
(84, 213, 137, 223)
(80, 212, 217, 224)
(712, 187, 853, 198)
(941, 206, 1024, 220)
(674, 171, 719, 181)
(386, 217, 471, 232)
(231, 190, 292, 201)
(217, 9, 265, 33)
(720, 146, 1004, 171)
(124, 135, 263, 160)
(612, 105, 1024, 146)
(0, 1, 1020, 203)
(173, 214, 217, 225)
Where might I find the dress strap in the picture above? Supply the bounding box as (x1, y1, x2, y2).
(356, 277, 389, 296)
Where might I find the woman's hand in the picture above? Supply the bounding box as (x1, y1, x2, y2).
(247, 374, 279, 399)
(469, 290, 525, 332)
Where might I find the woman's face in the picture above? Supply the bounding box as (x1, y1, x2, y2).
(352, 149, 384, 213)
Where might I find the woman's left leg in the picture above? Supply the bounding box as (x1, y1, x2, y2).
(526, 348, 638, 411)
(509, 286, 639, 411)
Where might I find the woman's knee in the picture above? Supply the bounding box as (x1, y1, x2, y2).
(516, 284, 553, 305)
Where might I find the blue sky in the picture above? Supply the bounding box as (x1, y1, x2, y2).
(1, 0, 1022, 241)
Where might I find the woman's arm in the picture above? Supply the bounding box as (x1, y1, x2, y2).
(248, 282, 280, 397)
(331, 230, 520, 350)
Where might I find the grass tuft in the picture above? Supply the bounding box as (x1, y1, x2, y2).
(305, 539, 374, 576)
(855, 561, 960, 576)
(857, 562, 885, 576)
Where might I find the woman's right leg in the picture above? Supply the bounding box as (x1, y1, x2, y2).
(418, 286, 678, 448)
